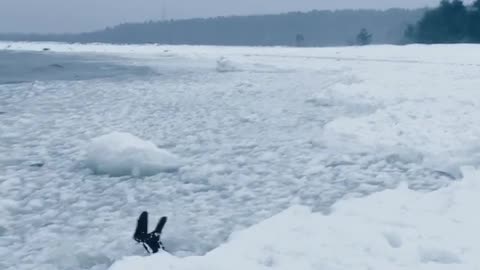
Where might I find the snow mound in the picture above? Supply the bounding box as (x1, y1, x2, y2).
(109, 167, 480, 270)
(216, 57, 240, 72)
(85, 132, 181, 177)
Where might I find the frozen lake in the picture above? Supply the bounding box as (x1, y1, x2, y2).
(0, 50, 157, 85)
(2, 42, 480, 270)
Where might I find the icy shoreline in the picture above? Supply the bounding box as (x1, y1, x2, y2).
(110, 167, 480, 270)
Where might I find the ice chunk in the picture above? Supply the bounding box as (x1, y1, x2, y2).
(85, 132, 181, 177)
(216, 57, 240, 73)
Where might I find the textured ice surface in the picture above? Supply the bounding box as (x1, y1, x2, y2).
(110, 167, 480, 270)
(85, 132, 181, 177)
(0, 50, 156, 85)
(2, 42, 480, 270)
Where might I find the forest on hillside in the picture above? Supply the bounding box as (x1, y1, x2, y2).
(0, 9, 424, 46)
(406, 0, 480, 43)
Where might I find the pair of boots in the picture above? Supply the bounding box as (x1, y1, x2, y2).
(133, 211, 167, 254)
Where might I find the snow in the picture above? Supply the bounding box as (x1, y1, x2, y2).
(85, 132, 182, 177)
(216, 57, 240, 72)
(110, 167, 480, 270)
(4, 41, 480, 65)
(2, 41, 480, 270)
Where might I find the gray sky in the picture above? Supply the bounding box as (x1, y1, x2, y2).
(0, 0, 459, 33)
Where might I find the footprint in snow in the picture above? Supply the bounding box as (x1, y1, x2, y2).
(383, 231, 403, 248)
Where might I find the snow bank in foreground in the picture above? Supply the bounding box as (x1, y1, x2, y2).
(85, 132, 181, 177)
(110, 167, 480, 270)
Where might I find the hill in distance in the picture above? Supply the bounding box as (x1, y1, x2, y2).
(0, 8, 425, 47)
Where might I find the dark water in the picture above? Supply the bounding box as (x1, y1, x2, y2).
(0, 50, 157, 84)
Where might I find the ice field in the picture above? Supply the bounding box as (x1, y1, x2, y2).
(2, 42, 480, 270)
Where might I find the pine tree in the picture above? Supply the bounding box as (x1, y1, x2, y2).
(295, 33, 305, 47)
(468, 0, 480, 41)
(407, 0, 469, 43)
(356, 28, 372, 45)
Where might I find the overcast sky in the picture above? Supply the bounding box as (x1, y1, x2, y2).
(0, 0, 466, 33)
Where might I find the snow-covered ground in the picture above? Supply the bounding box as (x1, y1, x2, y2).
(1, 41, 480, 270)
(111, 167, 480, 270)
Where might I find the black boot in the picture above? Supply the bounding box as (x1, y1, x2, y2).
(134, 211, 167, 254)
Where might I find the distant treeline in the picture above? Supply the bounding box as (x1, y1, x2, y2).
(406, 0, 480, 43)
(0, 9, 424, 47)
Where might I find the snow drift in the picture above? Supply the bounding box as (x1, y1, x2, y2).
(216, 57, 240, 72)
(85, 132, 181, 177)
(110, 167, 480, 270)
